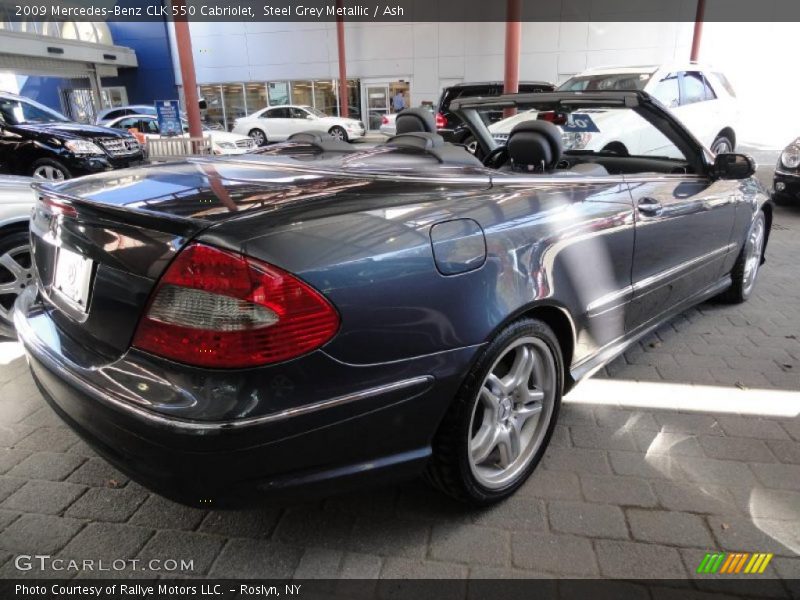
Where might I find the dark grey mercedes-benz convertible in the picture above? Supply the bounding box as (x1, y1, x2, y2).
(15, 91, 771, 505)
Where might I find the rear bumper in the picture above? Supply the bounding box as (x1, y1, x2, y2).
(15, 288, 472, 505)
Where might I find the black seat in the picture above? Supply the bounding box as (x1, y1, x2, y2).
(507, 120, 563, 172)
(505, 120, 608, 176)
(385, 132, 482, 167)
(286, 131, 358, 153)
(395, 108, 437, 134)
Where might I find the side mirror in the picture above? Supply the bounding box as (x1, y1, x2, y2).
(306, 115, 314, 120)
(713, 153, 755, 180)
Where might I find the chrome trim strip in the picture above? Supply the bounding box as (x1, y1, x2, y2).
(14, 292, 433, 432)
(571, 275, 733, 382)
(631, 243, 735, 294)
(586, 286, 633, 314)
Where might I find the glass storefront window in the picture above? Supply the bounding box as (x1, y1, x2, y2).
(291, 81, 313, 108)
(245, 83, 267, 116)
(199, 84, 224, 130)
(268, 82, 289, 106)
(194, 80, 360, 126)
(221, 84, 246, 130)
(313, 80, 337, 116)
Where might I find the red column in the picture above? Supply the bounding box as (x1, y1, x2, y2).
(504, 0, 522, 117)
(690, 0, 706, 62)
(173, 0, 203, 139)
(336, 0, 349, 118)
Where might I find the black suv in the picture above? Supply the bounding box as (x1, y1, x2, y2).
(0, 92, 144, 181)
(436, 81, 555, 146)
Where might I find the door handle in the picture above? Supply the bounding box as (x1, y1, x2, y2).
(637, 197, 662, 216)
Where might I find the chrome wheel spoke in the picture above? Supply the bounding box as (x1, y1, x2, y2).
(502, 345, 535, 392)
(514, 400, 543, 425)
(479, 385, 500, 413)
(496, 425, 520, 468)
(0, 253, 25, 279)
(471, 423, 500, 465)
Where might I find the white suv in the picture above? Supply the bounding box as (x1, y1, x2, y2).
(491, 64, 739, 157)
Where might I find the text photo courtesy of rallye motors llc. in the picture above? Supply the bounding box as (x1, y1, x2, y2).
(0, 1, 798, 598)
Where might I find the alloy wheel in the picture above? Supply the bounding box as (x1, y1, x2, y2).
(712, 138, 732, 154)
(249, 130, 266, 146)
(0, 244, 34, 326)
(33, 165, 66, 181)
(468, 336, 556, 489)
(329, 127, 346, 141)
(742, 217, 765, 296)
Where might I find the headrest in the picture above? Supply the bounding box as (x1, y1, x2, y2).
(386, 132, 444, 150)
(507, 120, 563, 172)
(395, 108, 437, 134)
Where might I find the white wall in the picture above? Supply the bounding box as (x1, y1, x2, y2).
(184, 21, 694, 105)
(701, 22, 800, 148)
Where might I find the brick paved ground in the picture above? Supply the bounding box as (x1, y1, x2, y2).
(0, 203, 796, 589)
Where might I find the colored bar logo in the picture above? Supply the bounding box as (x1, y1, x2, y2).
(697, 552, 773, 574)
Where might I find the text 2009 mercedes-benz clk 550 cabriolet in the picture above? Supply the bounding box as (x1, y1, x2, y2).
(14, 91, 771, 506)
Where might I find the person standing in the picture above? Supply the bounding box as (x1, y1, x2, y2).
(392, 90, 406, 112)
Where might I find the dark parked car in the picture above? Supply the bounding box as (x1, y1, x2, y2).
(436, 81, 555, 148)
(773, 137, 800, 204)
(15, 91, 771, 507)
(0, 92, 144, 181)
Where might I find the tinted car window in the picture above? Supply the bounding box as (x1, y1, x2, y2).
(0, 97, 69, 125)
(558, 73, 652, 92)
(115, 117, 141, 130)
(680, 72, 709, 105)
(651, 73, 680, 108)
(266, 108, 290, 119)
(290, 107, 309, 119)
(141, 119, 160, 134)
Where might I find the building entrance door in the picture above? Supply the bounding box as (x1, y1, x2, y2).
(362, 80, 411, 131)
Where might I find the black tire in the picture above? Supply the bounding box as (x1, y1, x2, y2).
(711, 135, 734, 155)
(425, 318, 563, 505)
(248, 129, 267, 147)
(30, 158, 71, 182)
(718, 211, 766, 304)
(329, 126, 348, 142)
(0, 228, 33, 337)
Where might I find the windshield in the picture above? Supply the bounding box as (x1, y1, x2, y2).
(0, 97, 70, 125)
(558, 72, 653, 92)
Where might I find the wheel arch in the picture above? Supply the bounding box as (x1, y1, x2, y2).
(0, 217, 31, 233)
(481, 301, 577, 395)
(760, 200, 773, 264)
(716, 127, 736, 150)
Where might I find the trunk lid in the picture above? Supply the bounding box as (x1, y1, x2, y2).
(30, 159, 371, 358)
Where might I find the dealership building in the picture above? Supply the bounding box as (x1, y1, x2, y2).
(0, 5, 798, 141)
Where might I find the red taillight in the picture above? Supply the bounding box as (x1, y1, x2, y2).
(537, 111, 567, 126)
(132, 243, 339, 368)
(381, 115, 389, 125)
(40, 195, 78, 218)
(435, 112, 447, 129)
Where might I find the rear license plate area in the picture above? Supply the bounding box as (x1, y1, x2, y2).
(52, 246, 94, 313)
